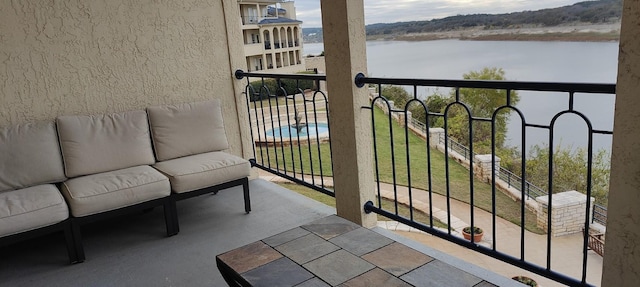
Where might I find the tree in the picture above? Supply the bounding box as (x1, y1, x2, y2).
(248, 72, 315, 100)
(524, 144, 610, 205)
(420, 92, 449, 126)
(431, 67, 520, 153)
(380, 85, 411, 108)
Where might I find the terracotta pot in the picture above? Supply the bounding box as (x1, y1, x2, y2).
(462, 229, 483, 242)
(512, 276, 538, 287)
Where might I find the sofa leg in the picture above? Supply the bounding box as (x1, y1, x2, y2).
(63, 220, 80, 264)
(243, 178, 251, 214)
(164, 199, 179, 236)
(70, 220, 85, 263)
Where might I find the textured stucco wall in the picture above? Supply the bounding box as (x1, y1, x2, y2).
(304, 56, 326, 73)
(602, 0, 640, 285)
(320, 0, 376, 227)
(0, 0, 246, 156)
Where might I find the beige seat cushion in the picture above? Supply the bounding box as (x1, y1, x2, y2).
(0, 184, 69, 237)
(56, 110, 156, 178)
(147, 100, 229, 161)
(153, 152, 250, 194)
(0, 121, 66, 192)
(61, 166, 170, 217)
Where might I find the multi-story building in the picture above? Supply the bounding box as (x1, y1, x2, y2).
(238, 0, 305, 73)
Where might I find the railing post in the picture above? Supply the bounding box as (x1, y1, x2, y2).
(320, 0, 376, 227)
(474, 154, 500, 182)
(428, 128, 444, 149)
(536, 191, 594, 237)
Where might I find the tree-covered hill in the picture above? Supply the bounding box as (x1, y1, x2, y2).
(302, 0, 621, 42)
(366, 0, 621, 36)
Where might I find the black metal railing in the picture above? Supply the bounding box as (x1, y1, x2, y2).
(406, 97, 601, 208)
(498, 167, 547, 199)
(434, 129, 547, 200)
(241, 16, 260, 25)
(234, 70, 334, 197)
(592, 204, 607, 226)
(356, 73, 614, 287)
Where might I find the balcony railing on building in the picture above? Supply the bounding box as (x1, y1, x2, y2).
(241, 16, 277, 25)
(235, 69, 613, 287)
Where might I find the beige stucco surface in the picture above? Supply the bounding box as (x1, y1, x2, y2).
(602, 0, 640, 285)
(304, 56, 326, 73)
(321, 0, 376, 227)
(0, 0, 247, 156)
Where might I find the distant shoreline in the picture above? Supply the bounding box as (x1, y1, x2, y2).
(366, 22, 620, 43)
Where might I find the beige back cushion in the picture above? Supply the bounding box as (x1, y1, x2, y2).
(147, 100, 229, 161)
(56, 110, 156, 178)
(0, 121, 67, 192)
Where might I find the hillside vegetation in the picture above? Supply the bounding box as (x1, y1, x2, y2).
(302, 0, 621, 43)
(366, 0, 621, 36)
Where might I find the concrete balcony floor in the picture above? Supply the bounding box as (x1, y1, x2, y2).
(1, 179, 514, 286)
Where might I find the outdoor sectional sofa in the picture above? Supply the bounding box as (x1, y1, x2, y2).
(0, 99, 251, 263)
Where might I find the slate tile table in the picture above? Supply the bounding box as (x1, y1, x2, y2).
(216, 215, 498, 287)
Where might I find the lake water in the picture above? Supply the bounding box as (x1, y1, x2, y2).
(304, 40, 618, 153)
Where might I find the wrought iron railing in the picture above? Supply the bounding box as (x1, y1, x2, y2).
(234, 70, 613, 286)
(234, 70, 334, 197)
(434, 120, 607, 220)
(408, 106, 568, 203)
(498, 167, 547, 199)
(592, 204, 607, 226)
(436, 132, 547, 200)
(356, 73, 614, 287)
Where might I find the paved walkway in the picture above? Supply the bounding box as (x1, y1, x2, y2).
(258, 171, 604, 287)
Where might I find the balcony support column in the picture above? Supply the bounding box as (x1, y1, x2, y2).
(320, 0, 376, 227)
(603, 1, 640, 285)
(221, 0, 252, 161)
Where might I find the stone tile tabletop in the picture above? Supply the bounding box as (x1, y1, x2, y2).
(216, 215, 500, 286)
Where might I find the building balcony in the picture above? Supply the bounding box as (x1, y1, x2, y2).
(2, 1, 639, 286)
(240, 16, 278, 26)
(0, 68, 615, 287)
(243, 43, 264, 56)
(0, 70, 617, 287)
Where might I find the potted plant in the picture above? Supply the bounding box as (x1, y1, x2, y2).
(512, 276, 538, 286)
(462, 226, 483, 242)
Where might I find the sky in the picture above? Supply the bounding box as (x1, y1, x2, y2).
(294, 0, 582, 28)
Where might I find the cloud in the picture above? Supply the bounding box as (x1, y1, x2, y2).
(293, 0, 579, 28)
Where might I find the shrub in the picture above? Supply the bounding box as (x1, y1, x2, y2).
(247, 74, 315, 101)
(462, 226, 483, 234)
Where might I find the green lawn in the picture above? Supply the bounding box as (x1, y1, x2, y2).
(256, 107, 543, 234)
